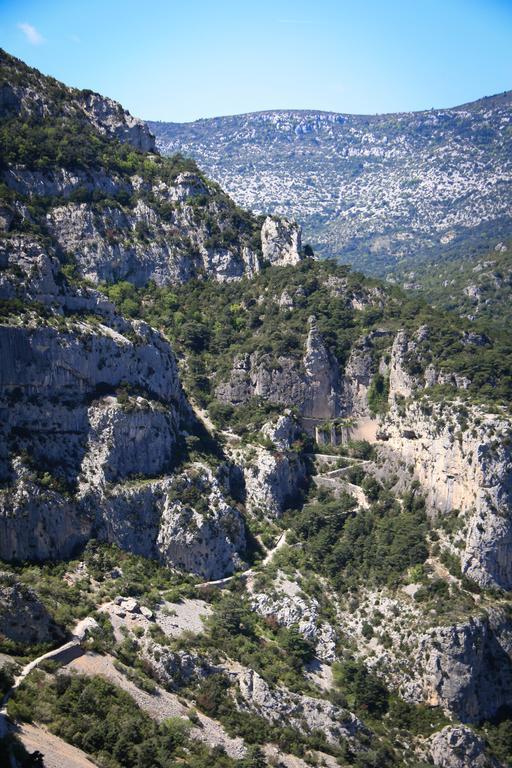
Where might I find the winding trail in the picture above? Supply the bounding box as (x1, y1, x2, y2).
(197, 529, 289, 588)
(0, 617, 95, 715)
(312, 458, 371, 509)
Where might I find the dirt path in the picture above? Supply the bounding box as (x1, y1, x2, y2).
(197, 529, 289, 588)
(190, 399, 239, 444)
(65, 652, 245, 759)
(262, 530, 287, 565)
(190, 399, 217, 434)
(15, 723, 97, 768)
(0, 616, 97, 715)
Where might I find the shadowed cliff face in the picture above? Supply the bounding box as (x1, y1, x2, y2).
(0, 234, 249, 578)
(0, 236, 184, 564)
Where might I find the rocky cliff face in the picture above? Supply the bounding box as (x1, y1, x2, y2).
(0, 49, 307, 577)
(1, 50, 305, 290)
(229, 415, 308, 517)
(427, 726, 500, 768)
(216, 317, 342, 422)
(236, 667, 364, 745)
(214, 319, 512, 594)
(156, 464, 247, 579)
(380, 399, 512, 590)
(415, 610, 512, 723)
(41, 185, 302, 287)
(0, 236, 249, 578)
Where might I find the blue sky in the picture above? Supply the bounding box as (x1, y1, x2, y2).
(1, 0, 511, 122)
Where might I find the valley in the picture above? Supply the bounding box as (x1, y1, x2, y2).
(0, 47, 512, 768)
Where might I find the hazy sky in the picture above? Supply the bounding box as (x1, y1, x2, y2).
(1, 0, 511, 122)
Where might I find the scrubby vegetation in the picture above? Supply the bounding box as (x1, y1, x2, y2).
(395, 241, 512, 335)
(8, 671, 239, 768)
(283, 484, 428, 591)
(97, 259, 512, 414)
(332, 658, 448, 736)
(1, 541, 199, 642)
(479, 716, 512, 766)
(194, 589, 317, 692)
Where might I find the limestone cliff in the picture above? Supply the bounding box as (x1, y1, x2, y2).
(1, 49, 305, 289)
(427, 726, 501, 768)
(2, 46, 512, 768)
(229, 415, 307, 517)
(216, 317, 342, 421)
(260, 216, 302, 266)
(415, 610, 512, 723)
(0, 236, 248, 578)
(380, 400, 512, 590)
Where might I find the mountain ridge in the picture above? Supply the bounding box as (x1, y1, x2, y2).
(150, 88, 512, 125)
(149, 89, 512, 278)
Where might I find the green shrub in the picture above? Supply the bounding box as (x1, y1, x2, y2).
(8, 672, 238, 768)
(289, 486, 427, 590)
(333, 659, 389, 717)
(367, 373, 390, 415)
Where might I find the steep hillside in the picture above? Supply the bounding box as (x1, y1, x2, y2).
(2, 49, 512, 768)
(393, 240, 512, 334)
(0, 50, 304, 288)
(149, 91, 512, 276)
(0, 48, 305, 579)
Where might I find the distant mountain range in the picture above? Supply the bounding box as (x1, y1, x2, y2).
(149, 91, 512, 277)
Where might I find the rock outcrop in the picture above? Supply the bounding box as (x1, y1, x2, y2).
(141, 642, 213, 689)
(236, 446, 306, 518)
(0, 572, 65, 646)
(77, 90, 156, 152)
(236, 668, 364, 745)
(388, 330, 417, 399)
(427, 726, 500, 768)
(380, 400, 512, 589)
(341, 334, 377, 417)
(250, 587, 337, 661)
(0, 49, 155, 153)
(415, 611, 512, 723)
(260, 216, 303, 266)
(230, 415, 307, 518)
(156, 464, 247, 579)
(302, 317, 341, 419)
(216, 318, 341, 422)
